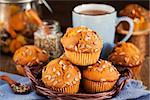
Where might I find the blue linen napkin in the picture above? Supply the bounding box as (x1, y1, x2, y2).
(0, 71, 150, 100)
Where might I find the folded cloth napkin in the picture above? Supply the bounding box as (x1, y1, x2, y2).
(0, 71, 150, 100)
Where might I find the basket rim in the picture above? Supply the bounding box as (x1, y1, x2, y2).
(24, 66, 132, 99)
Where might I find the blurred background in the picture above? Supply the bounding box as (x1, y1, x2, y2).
(41, 0, 150, 30)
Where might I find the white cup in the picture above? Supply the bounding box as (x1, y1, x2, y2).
(72, 4, 134, 58)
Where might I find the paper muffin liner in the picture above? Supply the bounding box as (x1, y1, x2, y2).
(65, 49, 101, 66)
(50, 82, 80, 94)
(16, 65, 26, 76)
(82, 79, 116, 93)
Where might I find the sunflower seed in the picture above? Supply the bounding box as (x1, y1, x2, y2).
(73, 81, 76, 84)
(52, 68, 56, 72)
(57, 71, 61, 76)
(95, 48, 98, 52)
(109, 67, 114, 72)
(74, 46, 78, 51)
(125, 57, 129, 63)
(88, 66, 93, 69)
(66, 74, 71, 78)
(65, 82, 70, 85)
(75, 78, 79, 81)
(119, 52, 125, 55)
(100, 78, 106, 82)
(53, 81, 58, 86)
(86, 45, 92, 48)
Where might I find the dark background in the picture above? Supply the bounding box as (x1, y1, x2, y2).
(40, 0, 149, 31)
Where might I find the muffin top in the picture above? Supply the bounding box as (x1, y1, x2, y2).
(61, 26, 103, 53)
(83, 59, 120, 82)
(108, 42, 144, 67)
(13, 45, 49, 66)
(119, 4, 149, 20)
(42, 58, 81, 89)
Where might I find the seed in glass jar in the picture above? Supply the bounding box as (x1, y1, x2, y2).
(66, 74, 71, 78)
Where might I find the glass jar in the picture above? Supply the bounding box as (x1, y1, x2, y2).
(0, 0, 52, 54)
(34, 20, 63, 60)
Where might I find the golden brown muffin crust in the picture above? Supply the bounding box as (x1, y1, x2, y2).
(61, 26, 103, 53)
(108, 42, 144, 67)
(42, 58, 81, 89)
(83, 59, 120, 82)
(13, 45, 48, 66)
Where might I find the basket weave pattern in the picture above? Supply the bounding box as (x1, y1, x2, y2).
(25, 66, 132, 100)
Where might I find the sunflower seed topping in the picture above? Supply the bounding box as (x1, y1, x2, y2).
(75, 78, 79, 81)
(75, 46, 78, 51)
(66, 74, 71, 78)
(119, 52, 125, 55)
(57, 71, 61, 76)
(100, 78, 106, 82)
(88, 66, 93, 69)
(52, 68, 56, 72)
(53, 81, 58, 86)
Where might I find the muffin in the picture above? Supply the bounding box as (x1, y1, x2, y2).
(119, 4, 149, 31)
(42, 57, 81, 94)
(108, 42, 144, 80)
(61, 26, 103, 66)
(13, 45, 49, 75)
(82, 59, 120, 93)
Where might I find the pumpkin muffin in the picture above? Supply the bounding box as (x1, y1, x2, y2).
(108, 42, 144, 80)
(42, 57, 81, 94)
(119, 4, 149, 31)
(61, 26, 103, 66)
(82, 59, 120, 93)
(13, 45, 49, 75)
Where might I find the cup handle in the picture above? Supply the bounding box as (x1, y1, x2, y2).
(116, 17, 134, 42)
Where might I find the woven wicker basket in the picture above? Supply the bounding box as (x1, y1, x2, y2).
(25, 66, 132, 100)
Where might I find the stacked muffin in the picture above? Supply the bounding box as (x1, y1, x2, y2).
(41, 26, 120, 94)
(108, 42, 144, 80)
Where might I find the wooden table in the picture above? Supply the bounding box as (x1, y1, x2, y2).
(0, 54, 150, 90)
